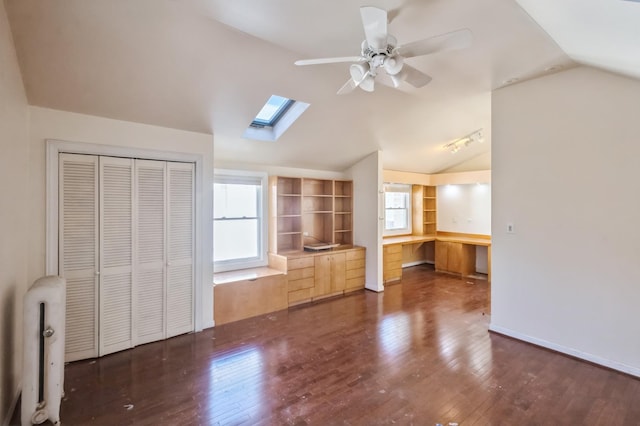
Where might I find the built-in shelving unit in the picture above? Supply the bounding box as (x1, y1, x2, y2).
(270, 176, 354, 254)
(411, 184, 437, 236)
(422, 185, 437, 235)
(270, 176, 303, 253)
(333, 180, 353, 245)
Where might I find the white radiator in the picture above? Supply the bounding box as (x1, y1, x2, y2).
(21, 276, 66, 426)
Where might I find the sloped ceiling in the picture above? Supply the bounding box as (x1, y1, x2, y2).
(5, 0, 576, 173)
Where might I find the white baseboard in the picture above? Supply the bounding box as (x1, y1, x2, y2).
(489, 324, 640, 378)
(2, 385, 20, 426)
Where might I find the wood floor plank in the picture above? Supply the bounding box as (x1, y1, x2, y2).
(15, 265, 640, 425)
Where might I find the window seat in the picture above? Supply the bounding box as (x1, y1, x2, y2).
(213, 267, 287, 326)
(213, 266, 284, 286)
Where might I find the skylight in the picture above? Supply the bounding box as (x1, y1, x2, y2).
(243, 94, 309, 142)
(251, 95, 294, 128)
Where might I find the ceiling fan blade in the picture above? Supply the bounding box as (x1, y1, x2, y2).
(397, 64, 432, 88)
(360, 6, 388, 50)
(337, 78, 357, 95)
(397, 28, 473, 59)
(295, 56, 364, 66)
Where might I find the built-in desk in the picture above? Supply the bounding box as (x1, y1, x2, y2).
(383, 233, 491, 283)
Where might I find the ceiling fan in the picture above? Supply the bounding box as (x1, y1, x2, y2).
(294, 6, 472, 94)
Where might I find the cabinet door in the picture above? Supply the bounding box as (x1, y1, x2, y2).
(166, 162, 195, 338)
(447, 242, 463, 274)
(314, 254, 331, 297)
(435, 241, 449, 271)
(59, 154, 99, 362)
(330, 252, 346, 293)
(135, 160, 166, 345)
(99, 156, 134, 356)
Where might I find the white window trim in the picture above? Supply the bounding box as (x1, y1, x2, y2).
(213, 169, 268, 273)
(383, 183, 413, 237)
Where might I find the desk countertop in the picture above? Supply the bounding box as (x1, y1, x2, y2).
(382, 235, 436, 246)
(383, 234, 491, 247)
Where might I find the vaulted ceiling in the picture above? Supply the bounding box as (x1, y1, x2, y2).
(5, 0, 639, 173)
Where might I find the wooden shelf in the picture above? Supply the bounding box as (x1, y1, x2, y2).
(270, 177, 353, 252)
(412, 185, 437, 236)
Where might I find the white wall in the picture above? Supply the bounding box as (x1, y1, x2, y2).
(491, 66, 640, 376)
(0, 2, 29, 422)
(437, 184, 491, 235)
(348, 151, 383, 292)
(27, 107, 215, 332)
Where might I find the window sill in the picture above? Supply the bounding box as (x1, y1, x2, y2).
(213, 266, 284, 286)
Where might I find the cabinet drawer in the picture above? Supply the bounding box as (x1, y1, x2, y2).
(288, 277, 314, 292)
(288, 288, 313, 305)
(346, 249, 365, 261)
(385, 252, 402, 263)
(346, 268, 365, 280)
(288, 256, 314, 270)
(384, 244, 402, 254)
(384, 268, 402, 281)
(288, 266, 314, 281)
(346, 259, 365, 270)
(345, 276, 365, 291)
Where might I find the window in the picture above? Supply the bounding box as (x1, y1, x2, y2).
(384, 183, 412, 236)
(213, 170, 267, 272)
(243, 94, 310, 142)
(250, 95, 294, 128)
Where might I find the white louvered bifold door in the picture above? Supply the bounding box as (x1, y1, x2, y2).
(99, 156, 135, 356)
(166, 162, 195, 337)
(134, 159, 166, 345)
(59, 154, 99, 362)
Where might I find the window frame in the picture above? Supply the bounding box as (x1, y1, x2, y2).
(383, 183, 413, 237)
(250, 95, 295, 128)
(213, 169, 268, 273)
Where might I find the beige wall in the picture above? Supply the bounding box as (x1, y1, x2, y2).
(28, 107, 215, 330)
(491, 66, 640, 376)
(348, 151, 383, 292)
(0, 1, 29, 422)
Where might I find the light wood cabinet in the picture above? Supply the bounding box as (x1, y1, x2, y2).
(270, 176, 353, 254)
(383, 244, 403, 283)
(435, 241, 475, 276)
(314, 252, 346, 298)
(274, 246, 365, 306)
(214, 273, 287, 326)
(345, 248, 366, 292)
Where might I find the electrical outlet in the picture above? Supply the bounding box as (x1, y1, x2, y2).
(506, 223, 515, 234)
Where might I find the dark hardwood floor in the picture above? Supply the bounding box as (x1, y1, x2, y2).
(24, 265, 640, 425)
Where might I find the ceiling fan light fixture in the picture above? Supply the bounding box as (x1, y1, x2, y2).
(360, 74, 375, 92)
(384, 56, 404, 75)
(389, 74, 402, 88)
(349, 63, 369, 83)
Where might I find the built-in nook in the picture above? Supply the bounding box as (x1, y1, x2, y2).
(382, 170, 491, 289)
(213, 175, 365, 325)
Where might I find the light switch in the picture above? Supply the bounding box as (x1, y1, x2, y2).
(506, 222, 515, 234)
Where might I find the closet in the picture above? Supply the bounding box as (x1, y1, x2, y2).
(59, 153, 194, 362)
